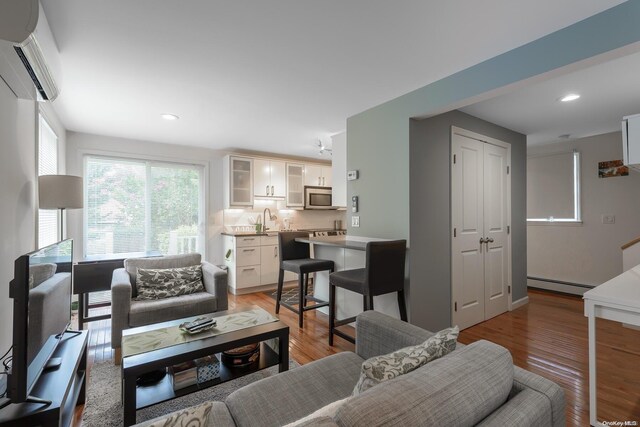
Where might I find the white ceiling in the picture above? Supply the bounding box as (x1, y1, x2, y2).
(41, 0, 624, 157)
(461, 50, 640, 146)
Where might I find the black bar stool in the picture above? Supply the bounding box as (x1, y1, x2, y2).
(276, 232, 335, 328)
(329, 240, 407, 345)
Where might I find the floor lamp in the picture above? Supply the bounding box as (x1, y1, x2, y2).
(38, 175, 83, 241)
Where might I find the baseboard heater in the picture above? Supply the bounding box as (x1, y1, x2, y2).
(527, 276, 595, 296)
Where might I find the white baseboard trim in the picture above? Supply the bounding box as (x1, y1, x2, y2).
(510, 296, 529, 310)
(527, 277, 595, 296)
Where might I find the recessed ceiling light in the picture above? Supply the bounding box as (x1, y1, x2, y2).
(161, 113, 179, 121)
(559, 94, 580, 102)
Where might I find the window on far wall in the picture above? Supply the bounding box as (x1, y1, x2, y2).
(38, 114, 59, 247)
(84, 155, 205, 257)
(527, 151, 581, 222)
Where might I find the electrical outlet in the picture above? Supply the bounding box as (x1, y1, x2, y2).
(602, 214, 615, 224)
(352, 216, 360, 227)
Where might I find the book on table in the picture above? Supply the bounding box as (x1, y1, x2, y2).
(169, 355, 221, 391)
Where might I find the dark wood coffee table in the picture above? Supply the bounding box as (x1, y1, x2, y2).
(121, 306, 289, 426)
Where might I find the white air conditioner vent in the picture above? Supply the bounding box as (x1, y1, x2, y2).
(14, 34, 58, 101)
(0, 1, 61, 102)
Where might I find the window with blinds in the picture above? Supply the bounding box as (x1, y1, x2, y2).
(84, 156, 204, 257)
(527, 151, 581, 222)
(38, 115, 59, 247)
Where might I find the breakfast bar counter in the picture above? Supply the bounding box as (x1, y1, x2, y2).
(295, 235, 371, 251)
(295, 235, 404, 322)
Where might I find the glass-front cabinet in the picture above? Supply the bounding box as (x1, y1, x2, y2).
(286, 163, 304, 207)
(226, 156, 254, 207)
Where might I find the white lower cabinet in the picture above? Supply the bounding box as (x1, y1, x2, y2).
(224, 235, 296, 294)
(236, 265, 261, 288)
(260, 245, 279, 284)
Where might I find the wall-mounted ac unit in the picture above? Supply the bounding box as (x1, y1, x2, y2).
(622, 113, 640, 173)
(0, 0, 61, 101)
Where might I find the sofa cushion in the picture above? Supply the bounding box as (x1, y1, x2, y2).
(135, 265, 204, 301)
(129, 291, 217, 327)
(125, 253, 202, 296)
(353, 325, 459, 395)
(334, 340, 514, 427)
(226, 352, 364, 427)
(284, 397, 350, 427)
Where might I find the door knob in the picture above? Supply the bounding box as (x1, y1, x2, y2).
(479, 237, 487, 244)
(487, 237, 494, 243)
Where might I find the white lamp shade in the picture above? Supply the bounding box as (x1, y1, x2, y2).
(38, 175, 83, 209)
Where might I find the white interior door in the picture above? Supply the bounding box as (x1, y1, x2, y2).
(483, 143, 509, 320)
(452, 128, 511, 330)
(452, 133, 485, 330)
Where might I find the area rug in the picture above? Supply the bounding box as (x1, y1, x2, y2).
(265, 283, 314, 305)
(82, 359, 300, 426)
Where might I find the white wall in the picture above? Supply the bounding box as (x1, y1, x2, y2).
(528, 131, 640, 286)
(0, 79, 37, 354)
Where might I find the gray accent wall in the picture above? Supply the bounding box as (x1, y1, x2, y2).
(409, 111, 526, 331)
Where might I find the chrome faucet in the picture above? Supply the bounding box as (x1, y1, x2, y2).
(263, 208, 278, 232)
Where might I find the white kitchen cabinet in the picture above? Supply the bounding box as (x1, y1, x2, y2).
(236, 265, 261, 288)
(254, 159, 272, 198)
(260, 245, 279, 284)
(254, 159, 286, 198)
(286, 163, 304, 207)
(304, 164, 331, 187)
(224, 234, 295, 294)
(224, 155, 253, 208)
(236, 246, 261, 266)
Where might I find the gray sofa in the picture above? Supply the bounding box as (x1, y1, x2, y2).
(136, 311, 565, 427)
(111, 253, 228, 363)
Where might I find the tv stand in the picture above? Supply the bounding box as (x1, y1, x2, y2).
(0, 331, 87, 427)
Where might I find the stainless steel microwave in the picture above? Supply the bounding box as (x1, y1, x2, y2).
(304, 186, 335, 209)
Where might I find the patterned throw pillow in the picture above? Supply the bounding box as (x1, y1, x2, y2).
(352, 326, 459, 395)
(135, 265, 204, 301)
(147, 401, 213, 427)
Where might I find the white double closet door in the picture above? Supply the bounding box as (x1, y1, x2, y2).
(451, 127, 511, 330)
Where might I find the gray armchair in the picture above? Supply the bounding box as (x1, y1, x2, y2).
(111, 253, 228, 364)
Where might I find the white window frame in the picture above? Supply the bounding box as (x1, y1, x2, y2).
(82, 152, 208, 258)
(37, 113, 59, 247)
(527, 151, 581, 224)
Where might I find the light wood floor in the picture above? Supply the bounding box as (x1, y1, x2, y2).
(73, 288, 640, 426)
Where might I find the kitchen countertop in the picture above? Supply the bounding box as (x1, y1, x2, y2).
(221, 228, 346, 237)
(294, 236, 379, 251)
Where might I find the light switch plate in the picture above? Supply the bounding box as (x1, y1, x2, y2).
(347, 170, 359, 181)
(602, 214, 615, 224)
(352, 216, 360, 227)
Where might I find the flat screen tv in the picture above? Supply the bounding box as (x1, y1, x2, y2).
(7, 239, 73, 405)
